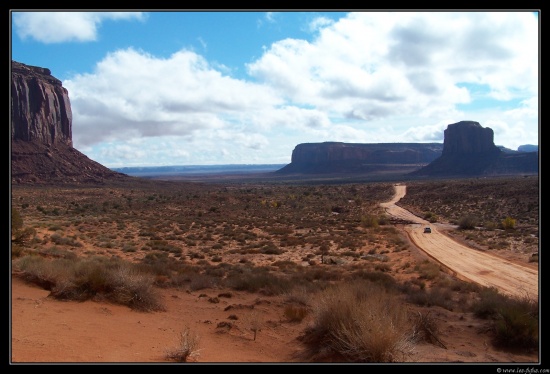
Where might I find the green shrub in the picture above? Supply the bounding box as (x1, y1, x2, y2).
(361, 215, 379, 228)
(493, 297, 538, 350)
(458, 215, 479, 230)
(501, 216, 516, 230)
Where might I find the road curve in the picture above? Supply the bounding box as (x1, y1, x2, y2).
(381, 184, 539, 300)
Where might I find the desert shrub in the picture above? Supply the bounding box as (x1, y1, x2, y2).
(284, 304, 309, 322)
(471, 288, 538, 351)
(300, 281, 414, 362)
(377, 215, 389, 225)
(471, 287, 509, 319)
(103, 264, 164, 311)
(165, 327, 201, 362)
(423, 212, 438, 223)
(492, 296, 538, 350)
(260, 242, 285, 255)
(11, 244, 25, 258)
(13, 255, 72, 290)
(410, 311, 445, 348)
(361, 214, 379, 228)
(347, 270, 398, 291)
(225, 268, 292, 295)
(50, 233, 82, 247)
(11, 207, 36, 245)
(405, 286, 455, 310)
(415, 260, 441, 280)
(483, 221, 499, 230)
(501, 216, 517, 230)
(13, 255, 164, 311)
(11, 207, 24, 231)
(188, 274, 219, 291)
(458, 215, 479, 230)
(122, 243, 138, 252)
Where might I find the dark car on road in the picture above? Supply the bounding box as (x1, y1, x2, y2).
(424, 227, 432, 233)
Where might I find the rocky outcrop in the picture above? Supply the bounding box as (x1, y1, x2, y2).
(277, 142, 443, 174)
(412, 121, 538, 176)
(11, 60, 130, 185)
(442, 121, 499, 155)
(277, 121, 538, 177)
(11, 61, 72, 146)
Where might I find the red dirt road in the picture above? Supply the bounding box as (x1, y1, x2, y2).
(381, 185, 539, 300)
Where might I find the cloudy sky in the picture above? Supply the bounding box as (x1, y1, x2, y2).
(11, 10, 539, 167)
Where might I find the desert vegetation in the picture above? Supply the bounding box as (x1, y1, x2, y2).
(11, 175, 539, 362)
(397, 176, 539, 256)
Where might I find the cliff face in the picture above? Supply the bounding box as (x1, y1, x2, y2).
(412, 121, 538, 176)
(290, 142, 443, 164)
(11, 61, 73, 146)
(11, 60, 129, 185)
(277, 121, 538, 176)
(442, 121, 499, 155)
(278, 142, 443, 174)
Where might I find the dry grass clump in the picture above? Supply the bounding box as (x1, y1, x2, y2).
(12, 255, 165, 311)
(299, 280, 414, 362)
(410, 311, 446, 348)
(284, 304, 309, 322)
(165, 327, 201, 362)
(471, 287, 538, 351)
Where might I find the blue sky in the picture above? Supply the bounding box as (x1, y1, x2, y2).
(11, 11, 539, 167)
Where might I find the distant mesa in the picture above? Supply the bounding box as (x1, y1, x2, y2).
(276, 142, 444, 175)
(411, 121, 538, 176)
(11, 60, 130, 185)
(517, 144, 538, 153)
(277, 121, 538, 177)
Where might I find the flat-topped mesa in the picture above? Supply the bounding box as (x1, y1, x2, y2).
(412, 121, 538, 176)
(442, 120, 500, 155)
(291, 142, 442, 164)
(277, 142, 443, 174)
(11, 60, 72, 146)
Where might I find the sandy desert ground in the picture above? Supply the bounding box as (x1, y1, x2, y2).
(10, 177, 540, 365)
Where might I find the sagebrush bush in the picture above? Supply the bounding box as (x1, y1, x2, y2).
(301, 281, 414, 362)
(284, 304, 309, 322)
(471, 287, 538, 351)
(458, 215, 479, 230)
(13, 255, 164, 311)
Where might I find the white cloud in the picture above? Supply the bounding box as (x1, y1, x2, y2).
(47, 11, 537, 166)
(13, 11, 145, 43)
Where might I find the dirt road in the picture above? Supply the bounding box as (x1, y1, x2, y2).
(381, 185, 539, 300)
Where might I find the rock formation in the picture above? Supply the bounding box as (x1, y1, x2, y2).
(277, 121, 538, 177)
(442, 121, 499, 155)
(11, 60, 130, 185)
(277, 142, 443, 174)
(412, 121, 538, 176)
(11, 61, 72, 146)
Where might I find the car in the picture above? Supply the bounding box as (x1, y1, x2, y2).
(423, 227, 432, 233)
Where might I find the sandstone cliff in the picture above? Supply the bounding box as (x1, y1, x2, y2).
(11, 60, 130, 185)
(277, 142, 443, 174)
(412, 121, 538, 176)
(11, 61, 72, 146)
(277, 121, 538, 176)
